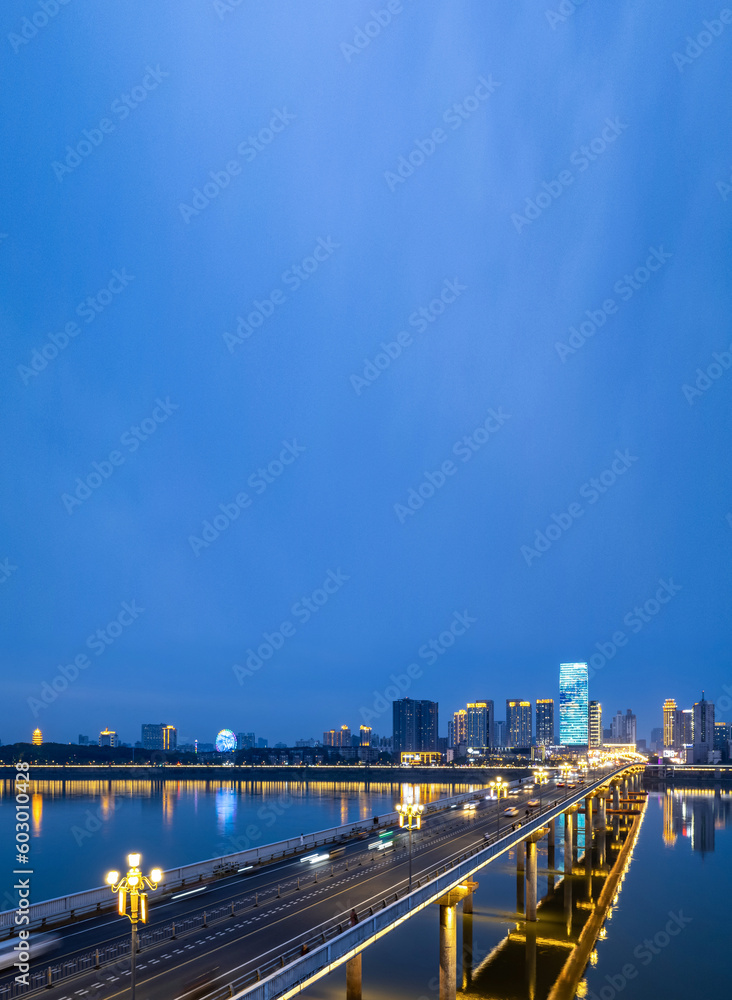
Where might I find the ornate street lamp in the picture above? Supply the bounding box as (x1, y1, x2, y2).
(489, 777, 508, 835)
(106, 854, 162, 1000)
(395, 801, 424, 889)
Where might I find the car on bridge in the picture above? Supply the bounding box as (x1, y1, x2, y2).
(526, 799, 541, 808)
(0, 933, 60, 970)
(503, 807, 519, 816)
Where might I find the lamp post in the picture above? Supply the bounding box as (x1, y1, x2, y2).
(533, 767, 549, 807)
(106, 854, 162, 1000)
(395, 801, 423, 890)
(489, 777, 508, 836)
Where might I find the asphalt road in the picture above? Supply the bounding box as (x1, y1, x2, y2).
(3, 777, 592, 1000)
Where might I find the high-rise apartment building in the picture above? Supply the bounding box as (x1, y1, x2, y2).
(536, 699, 554, 746)
(449, 709, 467, 749)
(141, 723, 177, 750)
(506, 700, 531, 747)
(588, 701, 602, 748)
(99, 728, 118, 747)
(693, 693, 715, 763)
(323, 725, 351, 748)
(494, 720, 506, 746)
(359, 725, 372, 746)
(392, 698, 438, 756)
(466, 701, 494, 750)
(237, 732, 255, 750)
(559, 662, 589, 746)
(663, 698, 677, 749)
(610, 709, 637, 745)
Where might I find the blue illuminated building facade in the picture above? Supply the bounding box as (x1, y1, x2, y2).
(559, 662, 589, 746)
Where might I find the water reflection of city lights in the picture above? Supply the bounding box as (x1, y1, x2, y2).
(215, 787, 237, 835)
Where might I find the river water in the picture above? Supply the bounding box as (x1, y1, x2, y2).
(0, 777, 482, 905)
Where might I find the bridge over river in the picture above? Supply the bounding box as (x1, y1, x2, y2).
(0, 763, 644, 1000)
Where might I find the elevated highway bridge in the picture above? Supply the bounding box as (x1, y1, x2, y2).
(0, 763, 645, 1000)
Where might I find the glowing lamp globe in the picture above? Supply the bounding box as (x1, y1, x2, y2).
(215, 729, 237, 753)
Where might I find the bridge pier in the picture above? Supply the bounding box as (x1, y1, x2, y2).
(461, 889, 473, 989)
(613, 783, 620, 810)
(525, 831, 545, 921)
(584, 796, 594, 872)
(346, 954, 361, 1000)
(435, 882, 476, 1000)
(547, 818, 556, 891)
(439, 903, 456, 1000)
(564, 809, 575, 874)
(516, 844, 525, 914)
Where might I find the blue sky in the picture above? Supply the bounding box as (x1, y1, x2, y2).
(1, 1, 731, 746)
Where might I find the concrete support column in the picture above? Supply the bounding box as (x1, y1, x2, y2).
(461, 892, 473, 990)
(564, 811, 574, 874)
(439, 904, 457, 1000)
(516, 844, 525, 913)
(526, 839, 538, 921)
(547, 818, 556, 891)
(346, 954, 362, 1000)
(613, 784, 620, 810)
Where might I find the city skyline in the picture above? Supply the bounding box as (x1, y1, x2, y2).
(10, 683, 718, 750)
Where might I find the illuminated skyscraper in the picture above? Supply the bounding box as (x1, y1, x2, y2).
(466, 701, 494, 750)
(359, 725, 372, 746)
(559, 662, 588, 746)
(663, 698, 677, 748)
(536, 699, 554, 746)
(449, 708, 467, 749)
(692, 693, 714, 764)
(506, 700, 531, 747)
(99, 728, 118, 747)
(392, 698, 438, 756)
(588, 700, 602, 748)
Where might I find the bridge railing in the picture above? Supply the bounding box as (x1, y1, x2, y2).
(0, 779, 516, 933)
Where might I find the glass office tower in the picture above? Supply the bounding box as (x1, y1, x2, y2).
(559, 662, 589, 746)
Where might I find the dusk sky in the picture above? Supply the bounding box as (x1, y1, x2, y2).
(2, 1, 730, 746)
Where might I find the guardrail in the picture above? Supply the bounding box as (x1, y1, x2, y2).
(0, 781, 515, 933)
